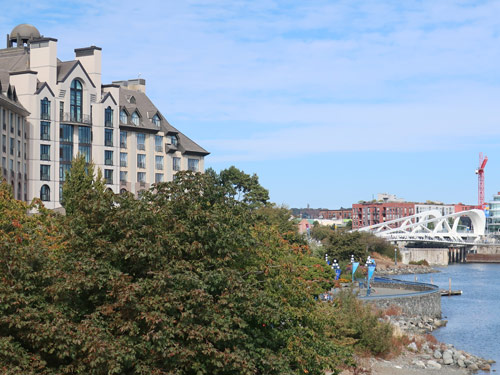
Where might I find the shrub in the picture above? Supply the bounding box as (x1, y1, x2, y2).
(409, 259, 429, 266)
(332, 289, 394, 356)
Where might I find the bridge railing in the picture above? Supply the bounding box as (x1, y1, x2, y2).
(358, 276, 439, 300)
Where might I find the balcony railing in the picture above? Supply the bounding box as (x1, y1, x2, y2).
(120, 142, 127, 149)
(41, 154, 50, 161)
(137, 163, 146, 169)
(61, 112, 92, 125)
(120, 161, 127, 167)
(120, 180, 127, 185)
(155, 146, 163, 152)
(105, 140, 113, 147)
(105, 178, 113, 185)
(105, 120, 113, 128)
(41, 174, 50, 181)
(139, 181, 146, 187)
(105, 159, 113, 166)
(156, 164, 163, 170)
(41, 113, 50, 120)
(137, 144, 145, 151)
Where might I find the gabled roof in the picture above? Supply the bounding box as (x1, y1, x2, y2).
(57, 60, 95, 88)
(0, 48, 29, 93)
(117, 86, 209, 156)
(100, 91, 117, 105)
(35, 81, 55, 97)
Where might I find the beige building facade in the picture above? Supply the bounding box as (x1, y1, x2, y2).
(0, 24, 208, 208)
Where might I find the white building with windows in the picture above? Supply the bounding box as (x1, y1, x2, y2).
(0, 24, 208, 208)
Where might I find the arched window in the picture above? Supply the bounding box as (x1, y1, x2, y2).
(129, 96, 136, 104)
(70, 79, 83, 122)
(105, 106, 113, 127)
(131, 111, 140, 126)
(120, 110, 128, 124)
(41, 97, 50, 120)
(152, 114, 160, 127)
(120, 188, 128, 195)
(40, 184, 50, 201)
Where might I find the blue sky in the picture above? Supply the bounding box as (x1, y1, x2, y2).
(3, 0, 500, 208)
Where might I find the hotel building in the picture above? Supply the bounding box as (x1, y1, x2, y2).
(0, 24, 208, 208)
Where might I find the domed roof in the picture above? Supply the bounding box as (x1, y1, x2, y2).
(10, 24, 40, 40)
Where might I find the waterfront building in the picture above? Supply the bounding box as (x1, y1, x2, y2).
(486, 193, 500, 234)
(0, 83, 29, 201)
(318, 208, 352, 220)
(352, 201, 415, 229)
(0, 24, 208, 208)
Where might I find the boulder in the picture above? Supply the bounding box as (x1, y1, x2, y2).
(433, 350, 442, 359)
(427, 360, 442, 369)
(442, 350, 453, 365)
(407, 342, 418, 352)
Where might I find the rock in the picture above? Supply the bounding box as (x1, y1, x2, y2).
(408, 342, 418, 352)
(457, 359, 466, 368)
(442, 350, 453, 365)
(427, 360, 442, 369)
(480, 364, 491, 371)
(433, 350, 442, 359)
(412, 360, 426, 369)
(420, 354, 432, 360)
(468, 363, 479, 371)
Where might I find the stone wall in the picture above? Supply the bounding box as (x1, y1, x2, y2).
(401, 248, 449, 266)
(361, 280, 441, 318)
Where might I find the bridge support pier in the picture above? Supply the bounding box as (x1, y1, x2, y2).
(448, 247, 468, 264)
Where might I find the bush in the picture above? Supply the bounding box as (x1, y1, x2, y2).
(409, 260, 429, 266)
(332, 289, 394, 356)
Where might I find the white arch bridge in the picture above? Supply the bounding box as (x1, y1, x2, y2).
(356, 209, 486, 246)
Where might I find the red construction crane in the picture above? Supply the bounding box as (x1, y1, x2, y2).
(475, 152, 488, 208)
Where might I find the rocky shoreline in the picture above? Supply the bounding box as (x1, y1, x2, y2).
(386, 315, 494, 373)
(350, 262, 496, 374)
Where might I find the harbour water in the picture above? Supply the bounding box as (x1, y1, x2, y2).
(398, 263, 499, 371)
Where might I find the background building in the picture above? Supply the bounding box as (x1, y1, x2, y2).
(0, 24, 208, 208)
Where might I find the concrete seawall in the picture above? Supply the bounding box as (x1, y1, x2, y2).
(360, 278, 441, 318)
(401, 248, 449, 266)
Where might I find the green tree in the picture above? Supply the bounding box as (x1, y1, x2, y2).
(216, 165, 270, 207)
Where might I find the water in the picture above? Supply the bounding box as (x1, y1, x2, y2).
(397, 264, 499, 370)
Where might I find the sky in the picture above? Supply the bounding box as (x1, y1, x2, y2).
(3, 0, 500, 208)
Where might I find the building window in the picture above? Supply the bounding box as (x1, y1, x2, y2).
(2, 135, 5, 153)
(70, 79, 82, 122)
(40, 184, 50, 201)
(155, 135, 163, 152)
(120, 170, 127, 182)
(120, 131, 127, 148)
(41, 97, 50, 120)
(155, 155, 163, 170)
(104, 169, 113, 185)
(40, 165, 50, 181)
(120, 110, 127, 124)
(79, 145, 91, 163)
(60, 144, 73, 163)
(152, 114, 160, 127)
(188, 158, 199, 172)
(131, 111, 140, 126)
(136, 133, 145, 150)
(60, 164, 71, 182)
(105, 128, 113, 147)
(173, 157, 181, 171)
(79, 126, 91, 144)
(17, 140, 21, 157)
(129, 96, 136, 104)
(137, 172, 146, 183)
(10, 137, 14, 155)
(40, 144, 50, 161)
(170, 135, 178, 146)
(155, 173, 163, 183)
(137, 154, 146, 169)
(59, 101, 64, 120)
(120, 152, 127, 167)
(105, 150, 113, 165)
(105, 106, 113, 127)
(60, 124, 73, 142)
